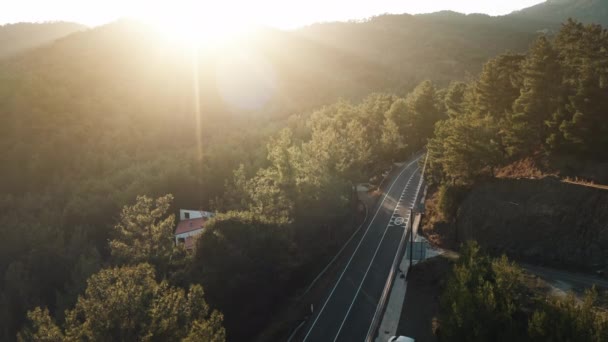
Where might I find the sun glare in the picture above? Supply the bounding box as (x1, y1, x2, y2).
(143, 1, 253, 47)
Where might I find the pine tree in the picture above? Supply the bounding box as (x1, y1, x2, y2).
(381, 98, 408, 160)
(552, 20, 608, 159)
(19, 264, 225, 342)
(507, 36, 562, 156)
(404, 80, 443, 150)
(560, 62, 608, 157)
(109, 194, 179, 276)
(443, 82, 469, 118)
(428, 114, 502, 184)
(474, 54, 525, 120)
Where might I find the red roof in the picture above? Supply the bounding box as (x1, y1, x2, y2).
(175, 217, 207, 235)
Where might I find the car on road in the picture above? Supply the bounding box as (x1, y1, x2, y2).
(389, 336, 415, 342)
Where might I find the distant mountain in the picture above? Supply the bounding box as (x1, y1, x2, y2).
(291, 11, 542, 104)
(0, 22, 86, 58)
(510, 0, 608, 26)
(0, 16, 541, 119)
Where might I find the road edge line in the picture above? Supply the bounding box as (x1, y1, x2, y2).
(332, 167, 420, 341)
(302, 156, 421, 341)
(365, 152, 428, 342)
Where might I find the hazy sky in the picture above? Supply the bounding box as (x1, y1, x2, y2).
(2, 0, 546, 28)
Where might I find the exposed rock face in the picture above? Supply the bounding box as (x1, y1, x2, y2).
(456, 178, 608, 270)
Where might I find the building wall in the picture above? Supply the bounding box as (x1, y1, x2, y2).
(179, 209, 215, 221)
(175, 228, 204, 244)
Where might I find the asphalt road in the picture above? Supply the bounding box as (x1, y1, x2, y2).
(522, 263, 608, 294)
(300, 155, 423, 342)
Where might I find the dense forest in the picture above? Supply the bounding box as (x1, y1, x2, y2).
(512, 0, 608, 27)
(427, 19, 608, 188)
(0, 22, 85, 58)
(440, 242, 608, 340)
(0, 18, 446, 338)
(0, 67, 443, 339)
(1, 1, 608, 339)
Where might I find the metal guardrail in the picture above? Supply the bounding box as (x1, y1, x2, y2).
(366, 152, 428, 342)
(365, 209, 412, 342)
(295, 153, 422, 302)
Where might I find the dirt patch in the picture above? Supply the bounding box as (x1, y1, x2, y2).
(563, 177, 608, 190)
(494, 154, 608, 186)
(495, 156, 550, 180)
(420, 188, 458, 250)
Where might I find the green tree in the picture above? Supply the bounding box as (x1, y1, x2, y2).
(443, 82, 470, 119)
(18, 308, 64, 342)
(245, 168, 294, 221)
(19, 264, 225, 342)
(403, 80, 443, 151)
(109, 194, 179, 276)
(428, 114, 502, 184)
(381, 115, 405, 161)
(192, 211, 294, 340)
(380, 98, 408, 161)
(474, 54, 525, 120)
(528, 288, 608, 341)
(357, 93, 399, 145)
(441, 242, 528, 341)
(550, 20, 608, 158)
(507, 36, 562, 155)
(54, 247, 101, 323)
(440, 242, 608, 341)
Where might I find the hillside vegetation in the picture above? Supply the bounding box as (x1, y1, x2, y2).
(439, 242, 608, 341)
(512, 0, 608, 27)
(0, 18, 447, 338)
(424, 19, 608, 276)
(1, 5, 607, 340)
(0, 22, 85, 58)
(427, 19, 608, 185)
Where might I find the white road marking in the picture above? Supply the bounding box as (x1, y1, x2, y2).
(332, 166, 420, 341)
(364, 153, 429, 339)
(302, 156, 422, 341)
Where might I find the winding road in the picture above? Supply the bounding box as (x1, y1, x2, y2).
(299, 154, 424, 342)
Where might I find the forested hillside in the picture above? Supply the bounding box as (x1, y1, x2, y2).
(1, 8, 607, 341)
(298, 12, 541, 89)
(0, 22, 85, 58)
(424, 19, 608, 290)
(427, 19, 608, 186)
(511, 0, 608, 27)
(0, 18, 447, 339)
(439, 242, 608, 340)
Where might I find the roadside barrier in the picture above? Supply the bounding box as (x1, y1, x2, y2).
(365, 152, 428, 342)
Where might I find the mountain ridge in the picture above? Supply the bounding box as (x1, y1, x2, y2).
(0, 21, 86, 58)
(510, 0, 608, 26)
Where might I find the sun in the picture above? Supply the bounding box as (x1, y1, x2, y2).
(142, 1, 253, 47)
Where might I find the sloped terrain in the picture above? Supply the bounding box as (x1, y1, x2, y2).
(0, 22, 85, 58)
(511, 0, 608, 27)
(453, 178, 608, 270)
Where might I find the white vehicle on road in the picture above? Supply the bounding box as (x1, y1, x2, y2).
(389, 336, 415, 342)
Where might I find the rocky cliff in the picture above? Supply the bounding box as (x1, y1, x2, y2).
(454, 178, 608, 270)
(424, 177, 608, 270)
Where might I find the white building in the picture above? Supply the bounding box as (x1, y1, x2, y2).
(175, 209, 215, 250)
